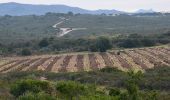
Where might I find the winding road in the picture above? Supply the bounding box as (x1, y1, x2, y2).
(53, 17, 87, 37)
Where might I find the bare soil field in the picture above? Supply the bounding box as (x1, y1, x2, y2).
(0, 46, 170, 73)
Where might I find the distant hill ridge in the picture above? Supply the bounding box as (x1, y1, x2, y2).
(135, 9, 155, 13)
(0, 2, 125, 16)
(0, 2, 157, 16)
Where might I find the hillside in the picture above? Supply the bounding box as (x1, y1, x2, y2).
(0, 46, 169, 73)
(1, 14, 170, 43)
(58, 14, 170, 38)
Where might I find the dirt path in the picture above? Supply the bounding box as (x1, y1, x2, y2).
(52, 17, 86, 37)
(58, 28, 87, 37)
(52, 21, 64, 28)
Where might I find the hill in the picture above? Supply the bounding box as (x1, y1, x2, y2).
(1, 14, 170, 43)
(58, 14, 170, 38)
(135, 9, 155, 13)
(0, 2, 124, 16)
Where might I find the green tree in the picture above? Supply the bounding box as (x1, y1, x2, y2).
(96, 37, 112, 52)
(21, 48, 31, 56)
(119, 39, 143, 48)
(39, 38, 49, 47)
(90, 37, 112, 52)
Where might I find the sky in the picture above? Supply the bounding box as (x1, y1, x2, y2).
(0, 0, 170, 12)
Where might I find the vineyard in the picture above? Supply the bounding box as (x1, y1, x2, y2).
(0, 46, 170, 73)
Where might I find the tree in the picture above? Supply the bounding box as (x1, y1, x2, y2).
(39, 38, 49, 47)
(68, 11, 74, 16)
(21, 48, 31, 56)
(0, 43, 2, 47)
(89, 44, 98, 52)
(119, 38, 143, 48)
(96, 37, 112, 52)
(141, 38, 156, 46)
(90, 37, 112, 52)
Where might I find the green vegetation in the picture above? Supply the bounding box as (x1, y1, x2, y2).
(0, 12, 170, 100)
(61, 14, 170, 38)
(39, 38, 50, 48)
(0, 32, 169, 56)
(10, 79, 53, 97)
(0, 13, 170, 55)
(21, 48, 32, 56)
(90, 36, 112, 52)
(0, 66, 170, 100)
(1, 14, 170, 42)
(0, 13, 71, 43)
(18, 92, 56, 100)
(55, 81, 94, 100)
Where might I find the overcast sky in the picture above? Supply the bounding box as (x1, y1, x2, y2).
(0, 0, 170, 12)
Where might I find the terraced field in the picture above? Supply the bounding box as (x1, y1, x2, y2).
(0, 46, 169, 73)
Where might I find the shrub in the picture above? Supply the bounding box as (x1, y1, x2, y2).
(55, 81, 89, 100)
(125, 70, 143, 100)
(100, 67, 122, 73)
(21, 48, 31, 56)
(119, 92, 129, 100)
(39, 38, 49, 47)
(96, 37, 112, 52)
(18, 92, 56, 100)
(10, 79, 54, 97)
(79, 94, 118, 100)
(109, 88, 120, 96)
(90, 37, 112, 52)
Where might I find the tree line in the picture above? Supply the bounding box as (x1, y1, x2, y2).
(0, 32, 170, 56)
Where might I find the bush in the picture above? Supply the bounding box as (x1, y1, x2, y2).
(39, 38, 49, 47)
(21, 48, 31, 56)
(96, 37, 112, 52)
(109, 88, 120, 96)
(55, 81, 90, 100)
(100, 67, 122, 73)
(90, 37, 112, 52)
(79, 94, 118, 100)
(10, 79, 54, 97)
(119, 39, 143, 48)
(89, 44, 98, 52)
(18, 92, 56, 100)
(119, 92, 129, 100)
